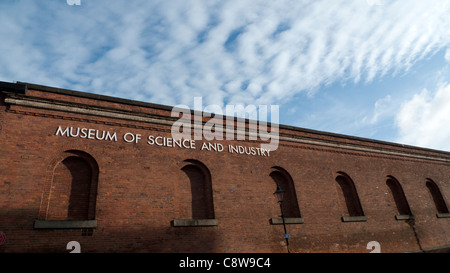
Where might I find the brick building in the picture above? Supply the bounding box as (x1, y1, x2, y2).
(0, 81, 449, 253)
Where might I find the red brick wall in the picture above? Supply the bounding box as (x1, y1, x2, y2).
(0, 86, 449, 253)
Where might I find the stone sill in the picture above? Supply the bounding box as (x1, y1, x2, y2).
(437, 213, 450, 218)
(172, 219, 218, 227)
(341, 216, 367, 222)
(395, 214, 414, 220)
(270, 217, 304, 225)
(34, 220, 97, 229)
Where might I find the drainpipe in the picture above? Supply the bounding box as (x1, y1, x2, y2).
(407, 217, 423, 252)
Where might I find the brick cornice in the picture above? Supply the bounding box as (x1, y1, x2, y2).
(3, 92, 450, 164)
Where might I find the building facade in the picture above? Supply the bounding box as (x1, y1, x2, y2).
(0, 81, 449, 253)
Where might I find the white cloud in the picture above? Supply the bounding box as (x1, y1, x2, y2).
(395, 83, 450, 151)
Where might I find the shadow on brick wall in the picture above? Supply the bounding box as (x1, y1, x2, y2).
(0, 208, 221, 253)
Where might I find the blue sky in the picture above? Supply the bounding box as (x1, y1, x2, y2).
(1, 0, 450, 151)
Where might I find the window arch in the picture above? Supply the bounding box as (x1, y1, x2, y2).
(172, 159, 217, 227)
(35, 150, 99, 229)
(50, 156, 93, 220)
(426, 179, 449, 217)
(181, 159, 215, 220)
(269, 166, 301, 218)
(386, 176, 413, 219)
(335, 172, 366, 221)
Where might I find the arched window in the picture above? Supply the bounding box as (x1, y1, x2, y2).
(49, 156, 93, 220)
(426, 179, 450, 218)
(386, 176, 413, 220)
(34, 150, 98, 229)
(269, 167, 303, 225)
(172, 159, 217, 227)
(335, 172, 366, 222)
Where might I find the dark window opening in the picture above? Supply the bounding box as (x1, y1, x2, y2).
(35, 150, 99, 230)
(386, 176, 412, 216)
(335, 172, 364, 217)
(426, 179, 449, 214)
(47, 153, 98, 221)
(181, 160, 215, 220)
(270, 167, 301, 218)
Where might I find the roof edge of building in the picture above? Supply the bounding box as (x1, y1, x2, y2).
(2, 80, 449, 157)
